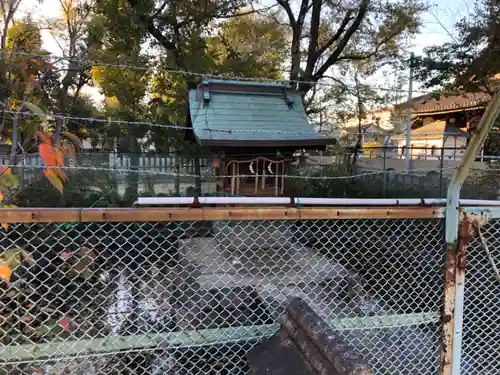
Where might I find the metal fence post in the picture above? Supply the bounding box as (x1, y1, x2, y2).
(440, 233, 457, 375)
(441, 214, 474, 375)
(443, 89, 500, 375)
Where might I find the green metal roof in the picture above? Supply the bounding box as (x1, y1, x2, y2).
(188, 80, 335, 148)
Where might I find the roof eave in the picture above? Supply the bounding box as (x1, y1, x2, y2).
(412, 105, 486, 116)
(197, 137, 337, 148)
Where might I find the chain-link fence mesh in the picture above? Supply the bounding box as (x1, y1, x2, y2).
(462, 220, 500, 375)
(0, 216, 445, 374)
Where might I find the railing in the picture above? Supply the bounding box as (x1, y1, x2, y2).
(0, 152, 218, 196)
(0, 204, 497, 374)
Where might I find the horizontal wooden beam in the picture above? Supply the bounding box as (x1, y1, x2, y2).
(0, 312, 438, 362)
(0, 207, 444, 223)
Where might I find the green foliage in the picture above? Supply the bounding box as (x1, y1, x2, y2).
(16, 168, 123, 208)
(205, 12, 288, 79)
(7, 19, 42, 52)
(287, 159, 499, 200)
(286, 162, 443, 199)
(413, 0, 500, 93)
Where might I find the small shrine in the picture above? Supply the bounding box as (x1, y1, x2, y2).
(186, 79, 335, 196)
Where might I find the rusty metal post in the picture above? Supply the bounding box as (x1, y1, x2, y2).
(443, 88, 500, 375)
(440, 239, 457, 375)
(452, 214, 475, 375)
(441, 214, 474, 375)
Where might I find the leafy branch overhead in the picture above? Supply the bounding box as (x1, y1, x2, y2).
(413, 0, 500, 94)
(124, 0, 426, 96)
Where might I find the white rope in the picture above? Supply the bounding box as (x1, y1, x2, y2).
(0, 163, 457, 180)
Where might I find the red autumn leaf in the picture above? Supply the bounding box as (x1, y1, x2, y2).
(0, 167, 11, 176)
(58, 316, 73, 332)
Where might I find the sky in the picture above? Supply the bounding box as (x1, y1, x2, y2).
(18, 0, 476, 100)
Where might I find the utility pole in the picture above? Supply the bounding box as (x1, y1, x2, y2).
(404, 53, 414, 173)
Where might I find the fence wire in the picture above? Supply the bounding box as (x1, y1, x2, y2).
(461, 221, 500, 375)
(0, 216, 444, 375)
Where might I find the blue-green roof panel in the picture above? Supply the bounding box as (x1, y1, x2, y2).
(188, 81, 334, 147)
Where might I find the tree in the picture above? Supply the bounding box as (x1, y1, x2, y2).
(123, 0, 425, 99)
(44, 0, 93, 142)
(414, 0, 500, 94)
(206, 11, 288, 79)
(125, 0, 248, 68)
(0, 19, 53, 160)
(273, 0, 426, 96)
(145, 11, 289, 153)
(0, 0, 43, 102)
(88, 0, 153, 200)
(125, 8, 289, 154)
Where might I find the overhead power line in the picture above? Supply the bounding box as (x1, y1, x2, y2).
(0, 50, 428, 94)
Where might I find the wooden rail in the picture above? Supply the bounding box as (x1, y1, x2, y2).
(0, 206, 445, 223)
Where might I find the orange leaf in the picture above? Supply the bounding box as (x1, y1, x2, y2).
(43, 167, 58, 178)
(0, 167, 11, 176)
(1, 223, 8, 232)
(39, 143, 57, 167)
(0, 262, 12, 282)
(0, 191, 3, 202)
(36, 130, 53, 145)
(43, 169, 64, 194)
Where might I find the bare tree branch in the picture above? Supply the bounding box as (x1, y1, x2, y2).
(335, 26, 407, 62)
(313, 10, 353, 61)
(313, 0, 369, 79)
(153, 0, 169, 17)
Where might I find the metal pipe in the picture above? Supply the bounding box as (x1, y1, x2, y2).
(135, 197, 291, 205)
(137, 197, 195, 205)
(135, 196, 500, 207)
(294, 198, 446, 205)
(444, 89, 500, 375)
(440, 231, 458, 375)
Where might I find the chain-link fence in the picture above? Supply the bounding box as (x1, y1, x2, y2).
(0, 206, 497, 375)
(461, 219, 500, 375)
